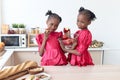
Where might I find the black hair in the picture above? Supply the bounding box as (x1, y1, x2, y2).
(78, 7, 96, 21)
(45, 10, 62, 22)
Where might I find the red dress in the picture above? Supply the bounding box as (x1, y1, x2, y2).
(36, 32, 68, 66)
(68, 29, 94, 66)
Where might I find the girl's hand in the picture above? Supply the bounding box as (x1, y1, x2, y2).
(58, 38, 63, 45)
(72, 33, 79, 43)
(73, 37, 77, 43)
(43, 29, 51, 41)
(58, 38, 67, 52)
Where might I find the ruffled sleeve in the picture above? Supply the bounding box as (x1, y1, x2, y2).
(76, 30, 92, 55)
(36, 34, 43, 51)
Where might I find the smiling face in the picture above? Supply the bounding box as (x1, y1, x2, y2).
(77, 14, 91, 29)
(46, 18, 60, 32)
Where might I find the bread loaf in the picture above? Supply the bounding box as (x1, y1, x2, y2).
(28, 67, 44, 74)
(0, 60, 38, 80)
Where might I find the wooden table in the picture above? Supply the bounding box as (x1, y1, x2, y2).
(43, 65, 120, 80)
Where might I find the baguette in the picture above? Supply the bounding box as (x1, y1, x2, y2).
(0, 60, 38, 80)
(2, 70, 28, 80)
(28, 67, 44, 74)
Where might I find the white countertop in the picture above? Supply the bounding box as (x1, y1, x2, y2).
(21, 65, 120, 80)
(3, 65, 120, 80)
(6, 47, 38, 51)
(43, 65, 120, 80)
(5, 47, 118, 51)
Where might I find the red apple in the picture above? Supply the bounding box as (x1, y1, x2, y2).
(11, 30, 15, 34)
(8, 30, 15, 34)
(62, 34, 68, 40)
(64, 28, 70, 33)
(62, 38, 72, 45)
(8, 30, 11, 34)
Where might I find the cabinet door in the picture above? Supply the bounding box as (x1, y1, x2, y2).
(4, 53, 14, 66)
(89, 50, 103, 65)
(14, 51, 41, 66)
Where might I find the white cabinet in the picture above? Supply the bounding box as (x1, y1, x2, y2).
(4, 54, 14, 66)
(3, 48, 103, 67)
(13, 51, 41, 66)
(89, 50, 103, 65)
(12, 50, 102, 65)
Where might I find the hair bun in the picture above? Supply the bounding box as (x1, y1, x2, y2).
(45, 10, 52, 16)
(79, 7, 85, 12)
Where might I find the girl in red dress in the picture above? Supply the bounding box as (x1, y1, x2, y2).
(59, 7, 96, 66)
(36, 10, 68, 66)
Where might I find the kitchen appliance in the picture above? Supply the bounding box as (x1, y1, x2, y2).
(0, 34, 26, 48)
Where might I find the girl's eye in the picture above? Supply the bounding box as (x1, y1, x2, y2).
(81, 21, 85, 23)
(49, 23, 53, 26)
(77, 20, 84, 24)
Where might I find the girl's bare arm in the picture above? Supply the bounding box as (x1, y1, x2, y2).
(39, 31, 50, 56)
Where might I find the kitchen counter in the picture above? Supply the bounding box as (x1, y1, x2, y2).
(3, 65, 120, 80)
(43, 65, 120, 80)
(1, 48, 120, 80)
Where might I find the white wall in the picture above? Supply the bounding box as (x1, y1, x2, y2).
(2, 0, 81, 33)
(82, 0, 120, 65)
(1, 0, 120, 64)
(0, 0, 2, 33)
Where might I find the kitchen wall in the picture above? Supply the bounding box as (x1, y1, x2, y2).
(1, 0, 120, 64)
(0, 0, 2, 33)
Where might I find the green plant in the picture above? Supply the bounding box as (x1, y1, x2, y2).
(12, 24, 18, 28)
(19, 24, 25, 28)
